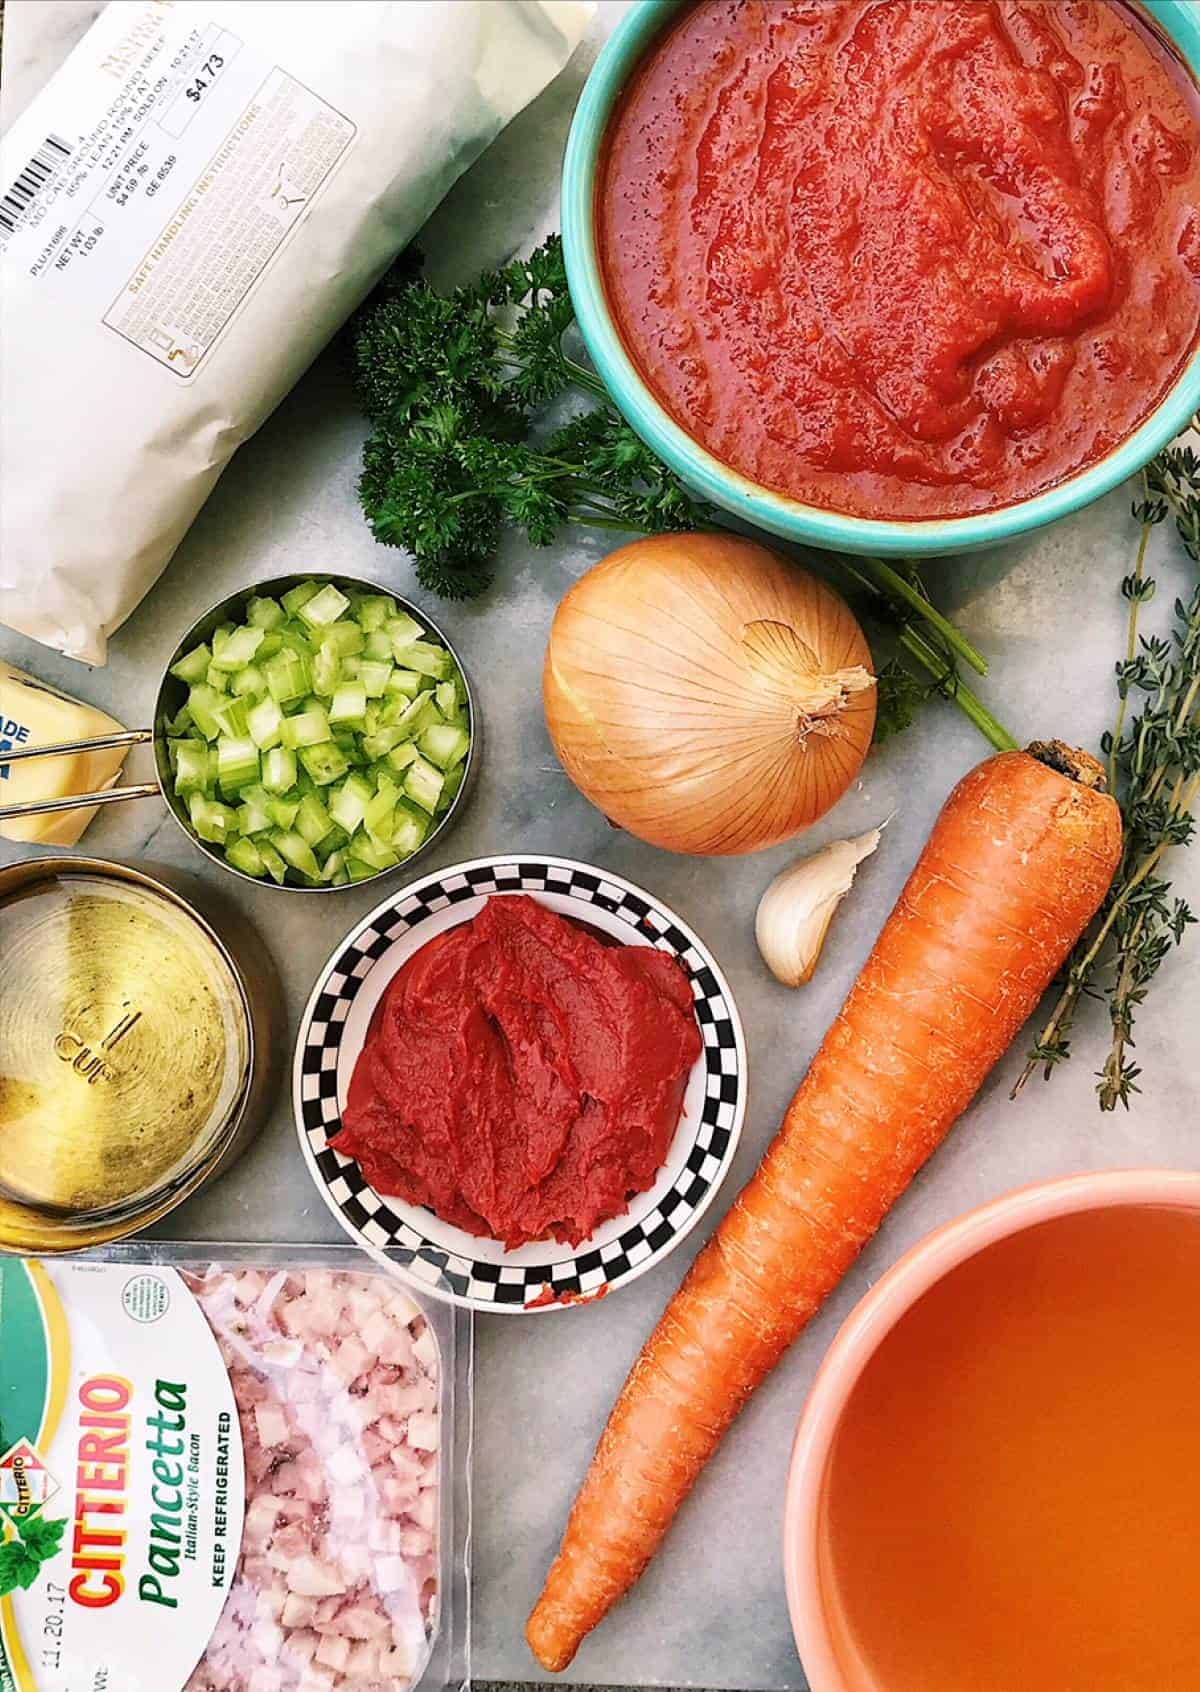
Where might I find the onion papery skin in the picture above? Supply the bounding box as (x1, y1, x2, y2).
(543, 533, 877, 855)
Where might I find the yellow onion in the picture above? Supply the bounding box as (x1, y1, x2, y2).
(543, 533, 877, 855)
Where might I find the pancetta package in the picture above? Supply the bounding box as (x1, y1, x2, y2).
(0, 1246, 472, 1692)
(0, 0, 590, 665)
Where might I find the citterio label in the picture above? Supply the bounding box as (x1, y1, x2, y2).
(0, 1261, 244, 1692)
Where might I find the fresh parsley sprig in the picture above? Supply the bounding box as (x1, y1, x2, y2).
(351, 237, 1010, 747)
(0, 1514, 67, 1596)
(1016, 424, 1200, 1108)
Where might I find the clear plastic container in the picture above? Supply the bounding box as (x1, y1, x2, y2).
(0, 1243, 470, 1692)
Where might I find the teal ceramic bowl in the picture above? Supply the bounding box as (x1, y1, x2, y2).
(561, 0, 1200, 558)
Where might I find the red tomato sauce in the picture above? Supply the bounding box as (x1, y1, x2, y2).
(335, 895, 702, 1249)
(598, 0, 1200, 520)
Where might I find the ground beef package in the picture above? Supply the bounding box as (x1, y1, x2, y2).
(0, 0, 589, 664)
(0, 1246, 472, 1692)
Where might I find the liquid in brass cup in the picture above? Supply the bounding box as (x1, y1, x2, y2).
(0, 856, 280, 1252)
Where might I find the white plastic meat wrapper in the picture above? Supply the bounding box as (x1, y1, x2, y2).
(0, 0, 590, 664)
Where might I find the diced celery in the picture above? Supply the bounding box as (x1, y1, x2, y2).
(438, 762, 465, 813)
(170, 643, 211, 685)
(246, 595, 286, 631)
(296, 793, 334, 847)
(359, 660, 393, 698)
(364, 778, 399, 839)
(231, 664, 266, 698)
(267, 795, 300, 830)
(350, 832, 399, 872)
(386, 613, 424, 654)
(435, 678, 462, 717)
(188, 793, 237, 844)
(385, 669, 424, 700)
(262, 746, 298, 793)
(298, 584, 350, 629)
(247, 696, 284, 750)
(329, 773, 372, 834)
(364, 628, 394, 662)
(357, 595, 396, 632)
(187, 684, 225, 741)
(216, 736, 260, 791)
(318, 621, 364, 658)
(329, 682, 367, 726)
(167, 703, 193, 736)
(419, 723, 470, 771)
(312, 642, 341, 698)
(172, 740, 210, 795)
(394, 690, 439, 739)
(347, 855, 380, 883)
(298, 741, 349, 786)
(271, 830, 321, 880)
(281, 580, 322, 618)
(277, 622, 316, 653)
(403, 640, 450, 680)
(257, 840, 287, 885)
(385, 741, 419, 776)
(256, 631, 284, 661)
(392, 804, 429, 858)
(226, 837, 266, 878)
(403, 754, 444, 814)
(205, 663, 232, 694)
(322, 849, 347, 883)
(237, 788, 273, 835)
(361, 725, 407, 759)
(281, 705, 331, 749)
(214, 696, 251, 739)
(211, 624, 264, 671)
(264, 649, 312, 704)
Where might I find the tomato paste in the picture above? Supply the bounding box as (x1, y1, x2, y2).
(335, 895, 702, 1248)
(599, 0, 1200, 519)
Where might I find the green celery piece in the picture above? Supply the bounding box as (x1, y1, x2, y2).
(359, 660, 393, 699)
(312, 642, 341, 698)
(211, 624, 265, 672)
(385, 742, 419, 775)
(386, 612, 424, 655)
(256, 631, 284, 662)
(357, 595, 397, 632)
(403, 754, 444, 814)
(419, 722, 470, 771)
(314, 824, 349, 863)
(271, 829, 321, 880)
(205, 662, 232, 694)
(281, 581, 322, 618)
(393, 690, 439, 739)
(361, 725, 407, 759)
(172, 741, 210, 795)
(347, 855, 380, 883)
(265, 649, 312, 704)
(247, 696, 284, 749)
(170, 643, 211, 686)
(341, 655, 363, 679)
(187, 684, 225, 741)
(267, 795, 301, 830)
(438, 762, 465, 812)
(231, 664, 267, 698)
(246, 595, 286, 631)
(385, 669, 424, 700)
(319, 621, 364, 658)
(167, 703, 193, 736)
(364, 628, 394, 663)
(296, 793, 334, 846)
(298, 583, 351, 628)
(403, 641, 450, 680)
(216, 735, 260, 791)
(299, 741, 349, 785)
(281, 704, 331, 748)
(214, 696, 251, 738)
(392, 808, 428, 859)
(276, 622, 317, 654)
(364, 785, 397, 840)
(329, 773, 373, 833)
(237, 790, 272, 835)
(226, 837, 266, 878)
(188, 793, 237, 844)
(435, 678, 461, 717)
(329, 682, 367, 725)
(261, 746, 298, 793)
(322, 848, 347, 883)
(350, 831, 399, 871)
(257, 839, 288, 885)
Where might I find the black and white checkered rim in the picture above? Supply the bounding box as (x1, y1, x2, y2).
(294, 855, 747, 1313)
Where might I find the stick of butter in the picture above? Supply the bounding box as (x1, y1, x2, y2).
(0, 661, 130, 845)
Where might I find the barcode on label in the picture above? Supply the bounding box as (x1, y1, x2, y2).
(0, 133, 72, 238)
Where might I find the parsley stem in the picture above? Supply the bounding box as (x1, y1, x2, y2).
(898, 626, 1017, 752)
(856, 557, 990, 676)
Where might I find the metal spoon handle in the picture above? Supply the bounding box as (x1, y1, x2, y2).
(0, 783, 161, 821)
(0, 727, 153, 764)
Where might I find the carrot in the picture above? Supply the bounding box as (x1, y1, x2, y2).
(527, 743, 1123, 1671)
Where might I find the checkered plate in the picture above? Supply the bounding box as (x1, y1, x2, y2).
(293, 856, 746, 1312)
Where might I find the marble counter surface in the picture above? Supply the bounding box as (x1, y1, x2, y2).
(2, 5, 1198, 1689)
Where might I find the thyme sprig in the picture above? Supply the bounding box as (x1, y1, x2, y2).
(1016, 424, 1200, 1108)
(352, 237, 1010, 748)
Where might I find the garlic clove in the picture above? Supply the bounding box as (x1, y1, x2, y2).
(755, 825, 885, 987)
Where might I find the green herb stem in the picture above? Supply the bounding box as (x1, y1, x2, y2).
(899, 626, 1018, 752)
